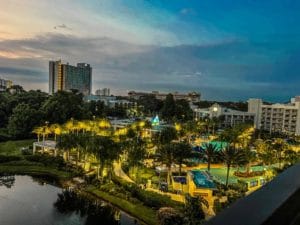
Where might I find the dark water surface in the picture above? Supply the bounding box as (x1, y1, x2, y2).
(0, 175, 140, 225)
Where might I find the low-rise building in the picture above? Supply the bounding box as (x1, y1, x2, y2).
(84, 95, 117, 105)
(194, 103, 255, 128)
(128, 90, 201, 103)
(248, 97, 300, 135)
(95, 88, 110, 96)
(0, 78, 13, 92)
(107, 99, 137, 109)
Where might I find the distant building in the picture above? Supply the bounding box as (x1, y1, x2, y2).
(84, 95, 116, 105)
(95, 88, 110, 96)
(84, 95, 136, 110)
(49, 60, 92, 95)
(194, 103, 256, 128)
(0, 78, 13, 92)
(107, 99, 137, 109)
(128, 90, 201, 103)
(248, 97, 300, 135)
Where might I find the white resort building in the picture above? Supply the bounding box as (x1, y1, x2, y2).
(193, 103, 256, 128)
(248, 97, 300, 135)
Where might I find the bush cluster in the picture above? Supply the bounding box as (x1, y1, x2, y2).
(0, 155, 22, 163)
(234, 170, 264, 177)
(112, 175, 182, 209)
(25, 154, 66, 168)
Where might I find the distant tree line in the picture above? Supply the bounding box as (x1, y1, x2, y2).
(0, 89, 126, 141)
(137, 93, 193, 122)
(0, 90, 193, 141)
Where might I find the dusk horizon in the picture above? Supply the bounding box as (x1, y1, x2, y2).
(2, 2, 300, 224)
(1, 0, 300, 101)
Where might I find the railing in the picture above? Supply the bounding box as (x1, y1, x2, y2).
(204, 163, 300, 225)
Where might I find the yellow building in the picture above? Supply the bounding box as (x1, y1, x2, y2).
(172, 170, 216, 211)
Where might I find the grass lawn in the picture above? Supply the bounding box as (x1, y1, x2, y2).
(0, 139, 34, 156)
(86, 186, 158, 225)
(0, 139, 74, 180)
(201, 166, 268, 184)
(0, 161, 74, 180)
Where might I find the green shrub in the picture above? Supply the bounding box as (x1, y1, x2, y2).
(112, 175, 182, 209)
(0, 129, 11, 142)
(25, 154, 66, 168)
(0, 155, 22, 163)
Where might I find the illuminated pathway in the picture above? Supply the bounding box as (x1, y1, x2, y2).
(113, 162, 134, 183)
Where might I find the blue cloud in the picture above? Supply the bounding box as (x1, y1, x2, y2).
(0, 1, 300, 101)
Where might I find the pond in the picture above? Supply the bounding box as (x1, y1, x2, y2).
(0, 175, 140, 225)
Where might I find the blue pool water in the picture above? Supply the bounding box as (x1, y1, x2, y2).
(191, 170, 216, 189)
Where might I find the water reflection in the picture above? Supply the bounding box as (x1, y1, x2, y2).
(0, 175, 15, 188)
(54, 190, 121, 225)
(0, 176, 139, 225)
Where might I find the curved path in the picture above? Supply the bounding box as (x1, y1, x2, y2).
(113, 161, 134, 183)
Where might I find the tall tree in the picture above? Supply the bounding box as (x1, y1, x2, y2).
(201, 143, 220, 172)
(157, 143, 174, 184)
(219, 146, 244, 187)
(173, 142, 192, 175)
(7, 103, 42, 139)
(184, 195, 206, 225)
(42, 90, 87, 124)
(174, 99, 193, 122)
(161, 94, 176, 122)
(272, 138, 287, 169)
(159, 127, 178, 145)
(90, 136, 119, 180)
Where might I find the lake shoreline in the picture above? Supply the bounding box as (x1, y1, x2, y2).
(0, 164, 155, 225)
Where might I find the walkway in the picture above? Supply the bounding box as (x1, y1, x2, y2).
(113, 161, 134, 183)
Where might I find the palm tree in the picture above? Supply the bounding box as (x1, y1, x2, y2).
(56, 133, 73, 161)
(219, 146, 244, 187)
(182, 121, 198, 144)
(90, 136, 119, 180)
(272, 138, 287, 169)
(201, 143, 220, 172)
(173, 142, 192, 175)
(49, 123, 62, 141)
(157, 143, 174, 184)
(127, 137, 147, 181)
(219, 124, 254, 149)
(255, 139, 275, 168)
(239, 148, 257, 174)
(33, 126, 43, 142)
(211, 117, 220, 136)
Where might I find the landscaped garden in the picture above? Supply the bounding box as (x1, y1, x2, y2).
(1, 90, 300, 225)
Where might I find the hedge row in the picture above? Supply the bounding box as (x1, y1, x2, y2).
(0, 155, 22, 163)
(112, 175, 183, 209)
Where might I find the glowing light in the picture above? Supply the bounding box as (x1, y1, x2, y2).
(151, 115, 160, 126)
(175, 123, 181, 131)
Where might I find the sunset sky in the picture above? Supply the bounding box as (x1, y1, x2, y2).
(0, 0, 300, 101)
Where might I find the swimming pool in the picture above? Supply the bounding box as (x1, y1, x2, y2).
(191, 170, 216, 189)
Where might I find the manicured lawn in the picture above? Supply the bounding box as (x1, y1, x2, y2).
(201, 166, 268, 184)
(86, 186, 158, 225)
(0, 139, 34, 156)
(0, 162, 73, 180)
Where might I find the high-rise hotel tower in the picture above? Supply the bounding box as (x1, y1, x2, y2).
(49, 60, 92, 95)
